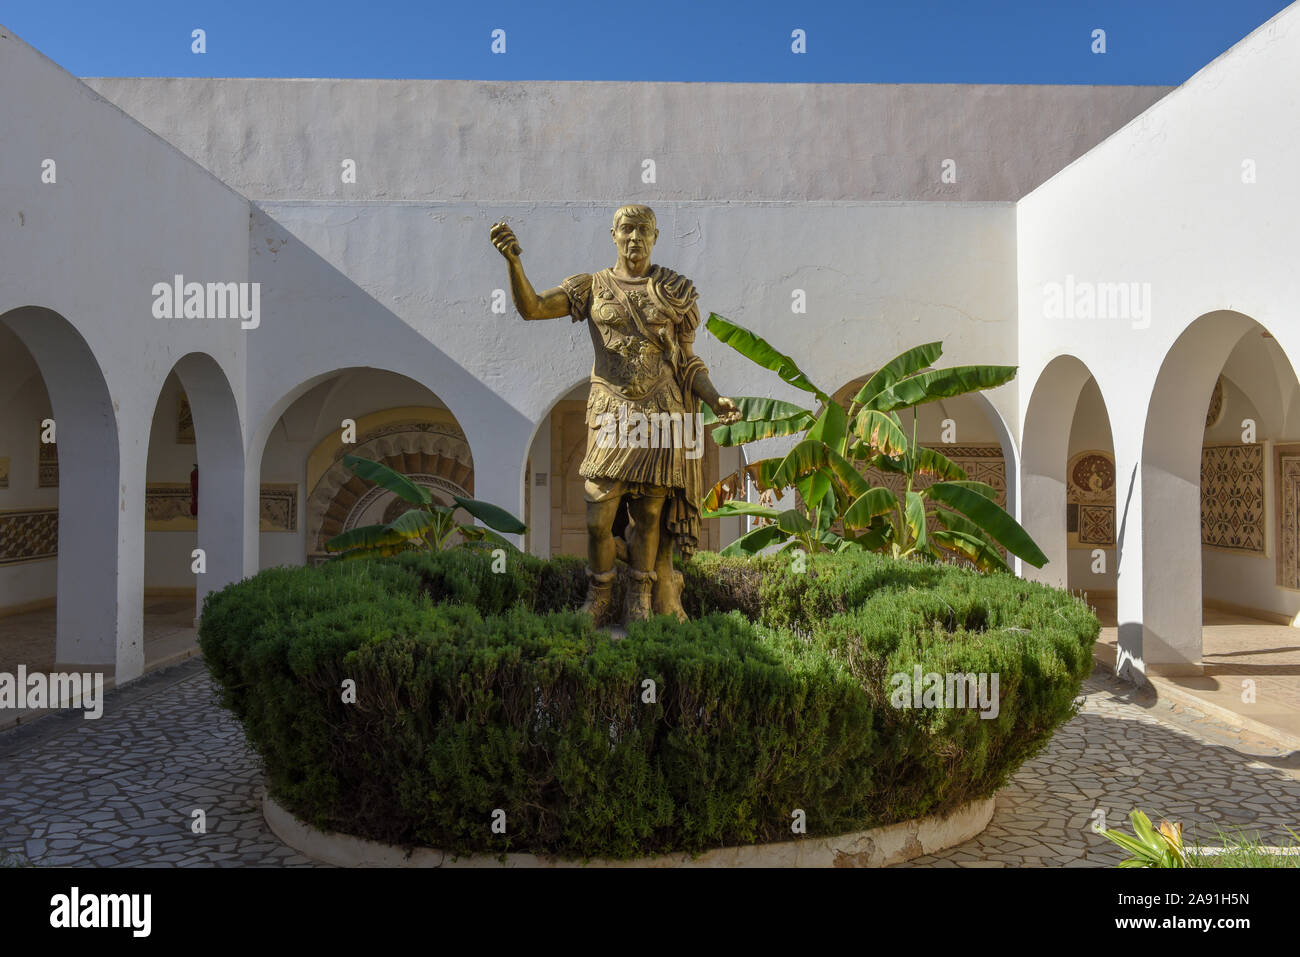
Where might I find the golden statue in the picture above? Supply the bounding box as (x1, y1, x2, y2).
(491, 205, 740, 625)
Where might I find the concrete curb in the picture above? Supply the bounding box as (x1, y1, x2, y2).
(263, 792, 996, 868)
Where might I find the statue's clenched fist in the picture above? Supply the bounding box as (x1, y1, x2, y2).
(713, 396, 743, 426)
(490, 221, 522, 261)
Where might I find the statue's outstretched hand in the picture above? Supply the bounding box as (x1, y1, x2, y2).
(713, 396, 742, 425)
(490, 221, 522, 260)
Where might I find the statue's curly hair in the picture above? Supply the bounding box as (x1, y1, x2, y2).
(612, 204, 657, 230)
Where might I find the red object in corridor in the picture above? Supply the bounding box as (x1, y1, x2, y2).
(190, 464, 199, 517)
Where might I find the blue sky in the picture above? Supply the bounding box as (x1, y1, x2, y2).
(2, 0, 1293, 83)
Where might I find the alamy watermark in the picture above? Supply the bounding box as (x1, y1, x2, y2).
(595, 406, 704, 459)
(1042, 275, 1151, 330)
(152, 274, 260, 329)
(0, 666, 104, 719)
(889, 666, 1000, 719)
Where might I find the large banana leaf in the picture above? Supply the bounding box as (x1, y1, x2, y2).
(719, 523, 788, 557)
(851, 342, 944, 407)
(706, 313, 829, 402)
(843, 487, 899, 530)
(905, 490, 930, 555)
(777, 509, 813, 534)
(825, 446, 872, 499)
(342, 454, 432, 505)
(926, 481, 1048, 567)
(324, 522, 405, 552)
(386, 508, 441, 541)
(915, 446, 968, 480)
(805, 400, 848, 451)
(864, 365, 1018, 413)
(702, 396, 815, 449)
(701, 501, 782, 520)
(451, 495, 526, 534)
(939, 479, 998, 501)
(932, 529, 1011, 574)
(769, 439, 835, 489)
(796, 469, 833, 512)
(853, 409, 909, 457)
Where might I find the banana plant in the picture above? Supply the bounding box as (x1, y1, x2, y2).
(323, 454, 526, 559)
(700, 313, 1048, 572)
(1099, 810, 1189, 868)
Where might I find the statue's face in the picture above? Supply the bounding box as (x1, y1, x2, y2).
(611, 216, 658, 265)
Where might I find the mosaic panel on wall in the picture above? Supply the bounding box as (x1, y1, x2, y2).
(37, 434, 57, 488)
(1066, 450, 1115, 546)
(1200, 443, 1264, 553)
(0, 507, 58, 565)
(144, 484, 299, 532)
(1275, 444, 1300, 589)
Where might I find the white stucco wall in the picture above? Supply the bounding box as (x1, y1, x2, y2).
(0, 26, 252, 678)
(1017, 4, 1300, 671)
(83, 79, 1172, 205)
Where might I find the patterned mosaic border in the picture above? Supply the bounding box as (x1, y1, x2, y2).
(144, 484, 299, 532)
(0, 507, 58, 566)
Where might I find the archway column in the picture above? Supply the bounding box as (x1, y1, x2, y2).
(173, 354, 249, 620)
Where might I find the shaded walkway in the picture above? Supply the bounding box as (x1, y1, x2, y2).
(1091, 597, 1300, 747)
(0, 598, 198, 730)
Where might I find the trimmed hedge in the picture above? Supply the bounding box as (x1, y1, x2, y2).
(199, 548, 1098, 859)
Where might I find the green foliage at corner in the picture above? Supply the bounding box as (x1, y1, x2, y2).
(199, 548, 1097, 860)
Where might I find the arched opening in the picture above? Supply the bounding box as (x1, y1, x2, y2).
(141, 354, 244, 662)
(254, 368, 475, 568)
(1020, 355, 1109, 590)
(0, 307, 123, 680)
(522, 380, 731, 558)
(1020, 356, 1118, 598)
(1135, 310, 1300, 676)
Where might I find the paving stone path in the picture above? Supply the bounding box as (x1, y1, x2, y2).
(1, 659, 1297, 867)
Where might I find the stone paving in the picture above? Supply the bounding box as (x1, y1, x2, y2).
(1, 658, 1297, 867)
(0, 599, 199, 677)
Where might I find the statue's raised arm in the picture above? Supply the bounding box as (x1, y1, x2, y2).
(489, 220, 570, 320)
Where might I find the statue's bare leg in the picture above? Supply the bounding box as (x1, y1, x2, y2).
(581, 479, 624, 625)
(652, 528, 687, 622)
(624, 491, 666, 622)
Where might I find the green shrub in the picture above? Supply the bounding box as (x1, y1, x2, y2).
(200, 548, 1097, 859)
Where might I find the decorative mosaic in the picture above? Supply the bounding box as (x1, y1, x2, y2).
(259, 484, 298, 532)
(1275, 447, 1300, 589)
(0, 507, 58, 565)
(1066, 449, 1116, 548)
(145, 484, 300, 532)
(1078, 505, 1115, 546)
(38, 433, 57, 488)
(1068, 451, 1115, 504)
(145, 484, 194, 530)
(1200, 443, 1264, 553)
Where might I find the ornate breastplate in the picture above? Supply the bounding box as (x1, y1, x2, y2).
(590, 273, 669, 395)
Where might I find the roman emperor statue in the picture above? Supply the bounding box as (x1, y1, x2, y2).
(490, 205, 740, 625)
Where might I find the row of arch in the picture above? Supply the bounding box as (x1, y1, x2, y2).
(1022, 309, 1300, 676)
(3, 303, 1290, 686)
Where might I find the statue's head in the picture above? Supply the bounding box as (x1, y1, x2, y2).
(611, 204, 658, 266)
